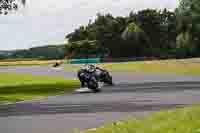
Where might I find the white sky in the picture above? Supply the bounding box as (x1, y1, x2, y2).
(0, 0, 179, 50)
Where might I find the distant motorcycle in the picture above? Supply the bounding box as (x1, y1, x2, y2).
(52, 62, 61, 67)
(77, 65, 113, 92)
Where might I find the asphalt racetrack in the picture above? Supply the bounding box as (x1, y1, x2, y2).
(0, 65, 200, 133)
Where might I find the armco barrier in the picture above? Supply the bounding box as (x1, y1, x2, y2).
(69, 58, 100, 64)
(68, 57, 159, 64)
(101, 57, 159, 63)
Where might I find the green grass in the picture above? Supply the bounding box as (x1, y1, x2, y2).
(0, 60, 64, 67)
(65, 59, 200, 76)
(0, 73, 79, 103)
(0, 63, 48, 67)
(101, 61, 200, 76)
(84, 106, 200, 133)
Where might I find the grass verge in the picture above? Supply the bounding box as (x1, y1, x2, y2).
(101, 61, 200, 76)
(0, 73, 79, 103)
(84, 106, 200, 133)
(0, 60, 66, 67)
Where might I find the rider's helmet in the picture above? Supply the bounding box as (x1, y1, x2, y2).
(80, 64, 87, 70)
(87, 64, 96, 73)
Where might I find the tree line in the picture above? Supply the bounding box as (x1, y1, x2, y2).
(65, 0, 199, 59)
(0, 45, 66, 60)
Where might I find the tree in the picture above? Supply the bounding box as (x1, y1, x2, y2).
(191, 0, 200, 45)
(172, 0, 200, 57)
(0, 0, 25, 15)
(135, 9, 162, 48)
(177, 0, 192, 33)
(121, 22, 150, 56)
(176, 0, 200, 56)
(65, 8, 198, 59)
(176, 31, 192, 48)
(122, 22, 143, 41)
(65, 40, 98, 58)
(178, 0, 191, 14)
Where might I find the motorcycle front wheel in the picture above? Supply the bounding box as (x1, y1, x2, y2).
(104, 74, 113, 86)
(87, 80, 101, 93)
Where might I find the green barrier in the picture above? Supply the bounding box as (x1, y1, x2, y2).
(69, 58, 100, 64)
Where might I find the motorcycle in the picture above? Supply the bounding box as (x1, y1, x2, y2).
(52, 61, 63, 68)
(77, 65, 113, 92)
(98, 68, 113, 86)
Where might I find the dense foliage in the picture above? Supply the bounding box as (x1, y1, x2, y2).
(0, 0, 25, 15)
(65, 0, 198, 59)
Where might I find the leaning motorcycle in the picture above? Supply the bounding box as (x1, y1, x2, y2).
(77, 67, 100, 92)
(77, 65, 113, 92)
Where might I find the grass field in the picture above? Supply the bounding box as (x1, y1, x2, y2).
(84, 106, 200, 133)
(64, 58, 200, 76)
(100, 60, 200, 76)
(0, 60, 65, 66)
(0, 73, 79, 103)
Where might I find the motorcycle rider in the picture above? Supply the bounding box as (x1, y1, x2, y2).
(77, 64, 104, 89)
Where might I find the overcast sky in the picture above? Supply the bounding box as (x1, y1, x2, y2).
(0, 0, 179, 50)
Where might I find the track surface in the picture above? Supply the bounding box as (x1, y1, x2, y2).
(0, 66, 200, 133)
